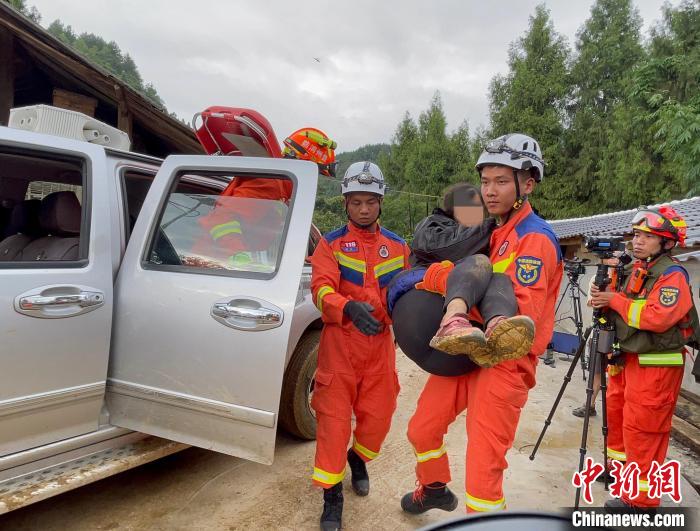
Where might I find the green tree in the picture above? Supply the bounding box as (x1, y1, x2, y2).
(4, 0, 41, 22)
(566, 0, 645, 215)
(487, 4, 570, 218)
(373, 92, 476, 238)
(378, 112, 418, 192)
(46, 20, 165, 108)
(629, 0, 700, 197)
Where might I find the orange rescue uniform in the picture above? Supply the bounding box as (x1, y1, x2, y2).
(605, 259, 693, 508)
(310, 222, 410, 487)
(193, 177, 292, 262)
(407, 202, 563, 512)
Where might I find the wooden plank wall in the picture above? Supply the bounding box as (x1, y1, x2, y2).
(0, 27, 15, 126)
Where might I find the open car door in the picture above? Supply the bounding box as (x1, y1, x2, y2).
(106, 155, 317, 464)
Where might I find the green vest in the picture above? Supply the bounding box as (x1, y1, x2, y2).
(612, 254, 699, 367)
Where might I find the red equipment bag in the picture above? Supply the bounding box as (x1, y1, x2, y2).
(192, 106, 282, 158)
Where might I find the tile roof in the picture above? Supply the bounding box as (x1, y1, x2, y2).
(549, 196, 700, 247)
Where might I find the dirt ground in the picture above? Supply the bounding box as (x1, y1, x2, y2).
(1, 352, 698, 530)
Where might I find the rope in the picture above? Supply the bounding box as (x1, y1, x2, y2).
(317, 174, 440, 199)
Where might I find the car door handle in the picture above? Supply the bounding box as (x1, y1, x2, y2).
(212, 304, 281, 323)
(15, 285, 105, 319)
(19, 292, 104, 309)
(211, 297, 283, 331)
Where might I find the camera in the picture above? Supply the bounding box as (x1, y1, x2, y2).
(564, 257, 588, 276)
(584, 235, 625, 257)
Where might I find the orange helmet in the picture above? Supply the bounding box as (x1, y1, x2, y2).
(631, 205, 687, 247)
(282, 127, 338, 177)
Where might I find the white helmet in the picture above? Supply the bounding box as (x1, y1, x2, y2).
(476, 133, 545, 182)
(341, 161, 385, 196)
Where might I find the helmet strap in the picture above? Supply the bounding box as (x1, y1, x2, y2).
(512, 171, 526, 210)
(646, 240, 673, 264)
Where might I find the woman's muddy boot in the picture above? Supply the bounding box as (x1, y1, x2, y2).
(480, 315, 535, 367)
(429, 313, 488, 358)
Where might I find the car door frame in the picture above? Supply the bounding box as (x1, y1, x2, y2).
(106, 155, 318, 464)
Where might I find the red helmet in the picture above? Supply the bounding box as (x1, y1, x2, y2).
(631, 205, 687, 247)
(283, 128, 338, 177)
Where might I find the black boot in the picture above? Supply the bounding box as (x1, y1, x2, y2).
(401, 482, 459, 514)
(347, 448, 369, 496)
(595, 469, 617, 484)
(320, 483, 343, 530)
(596, 461, 624, 483)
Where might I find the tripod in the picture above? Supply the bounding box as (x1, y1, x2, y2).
(530, 260, 619, 509)
(551, 269, 587, 379)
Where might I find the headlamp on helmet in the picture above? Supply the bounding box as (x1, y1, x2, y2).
(343, 171, 384, 188)
(476, 133, 546, 184)
(341, 161, 386, 197)
(484, 137, 546, 166)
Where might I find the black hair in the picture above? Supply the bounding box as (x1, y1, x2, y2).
(442, 183, 485, 218)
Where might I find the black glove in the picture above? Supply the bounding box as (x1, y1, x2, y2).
(343, 301, 382, 336)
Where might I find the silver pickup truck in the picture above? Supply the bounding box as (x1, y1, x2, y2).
(0, 115, 323, 513)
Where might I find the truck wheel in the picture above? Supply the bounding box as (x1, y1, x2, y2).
(279, 330, 320, 440)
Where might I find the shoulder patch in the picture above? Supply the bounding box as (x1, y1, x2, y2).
(515, 255, 543, 286)
(659, 286, 680, 307)
(380, 227, 406, 244)
(515, 213, 563, 263)
(324, 225, 349, 243)
(662, 265, 690, 284)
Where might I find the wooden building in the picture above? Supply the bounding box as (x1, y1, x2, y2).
(0, 3, 202, 157)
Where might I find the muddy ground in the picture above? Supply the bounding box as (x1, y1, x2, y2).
(1, 352, 698, 530)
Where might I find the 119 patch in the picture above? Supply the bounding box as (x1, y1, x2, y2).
(340, 240, 359, 253)
(515, 256, 543, 286)
(659, 286, 680, 307)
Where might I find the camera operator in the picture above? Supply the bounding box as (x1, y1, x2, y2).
(589, 206, 698, 512)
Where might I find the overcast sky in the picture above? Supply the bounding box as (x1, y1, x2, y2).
(30, 0, 668, 151)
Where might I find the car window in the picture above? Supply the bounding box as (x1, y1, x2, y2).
(0, 148, 87, 266)
(121, 169, 156, 239)
(306, 224, 321, 263)
(144, 172, 292, 278)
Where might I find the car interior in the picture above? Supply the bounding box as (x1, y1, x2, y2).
(0, 150, 84, 262)
(0, 149, 321, 267)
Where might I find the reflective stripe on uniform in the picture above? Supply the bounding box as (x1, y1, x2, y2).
(334, 251, 366, 286)
(414, 444, 446, 463)
(638, 352, 684, 366)
(353, 439, 379, 461)
(607, 448, 627, 461)
(374, 255, 404, 288)
(316, 285, 335, 312)
(210, 220, 242, 240)
(465, 492, 506, 512)
(374, 256, 404, 277)
(627, 299, 646, 328)
(639, 479, 650, 492)
(334, 251, 366, 272)
(312, 467, 345, 485)
(492, 252, 516, 274)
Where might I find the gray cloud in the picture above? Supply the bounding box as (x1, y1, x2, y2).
(31, 0, 668, 151)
